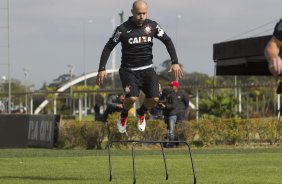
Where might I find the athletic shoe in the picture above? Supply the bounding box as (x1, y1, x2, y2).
(117, 116, 127, 133)
(137, 115, 146, 132)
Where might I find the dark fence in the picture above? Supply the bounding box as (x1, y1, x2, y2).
(0, 114, 60, 148)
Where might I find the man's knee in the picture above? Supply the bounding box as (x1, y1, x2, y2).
(152, 97, 159, 104)
(123, 96, 138, 109)
(128, 96, 138, 103)
(147, 97, 159, 105)
(143, 97, 159, 109)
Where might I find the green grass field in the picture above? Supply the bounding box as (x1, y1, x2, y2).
(0, 147, 282, 184)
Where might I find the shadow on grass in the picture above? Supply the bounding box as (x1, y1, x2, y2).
(0, 175, 94, 181)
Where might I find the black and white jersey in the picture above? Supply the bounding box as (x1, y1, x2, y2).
(99, 16, 178, 71)
(274, 18, 282, 41)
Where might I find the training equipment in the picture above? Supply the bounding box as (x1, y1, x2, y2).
(107, 140, 197, 184)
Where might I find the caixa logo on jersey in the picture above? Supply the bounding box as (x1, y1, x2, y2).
(128, 36, 152, 44)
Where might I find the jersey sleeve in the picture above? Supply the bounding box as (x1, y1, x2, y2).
(98, 26, 122, 71)
(153, 22, 179, 64)
(273, 18, 282, 42)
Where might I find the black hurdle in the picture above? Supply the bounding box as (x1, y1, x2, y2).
(107, 140, 196, 184)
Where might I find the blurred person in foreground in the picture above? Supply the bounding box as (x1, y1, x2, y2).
(265, 18, 282, 76)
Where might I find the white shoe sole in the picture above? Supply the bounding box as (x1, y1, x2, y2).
(137, 121, 146, 132)
(117, 119, 127, 133)
(117, 125, 126, 133)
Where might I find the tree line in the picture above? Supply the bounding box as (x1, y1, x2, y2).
(0, 60, 278, 119)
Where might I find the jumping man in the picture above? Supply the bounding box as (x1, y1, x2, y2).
(96, 0, 183, 133)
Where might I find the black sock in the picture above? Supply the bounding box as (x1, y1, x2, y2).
(137, 105, 148, 116)
(120, 109, 128, 118)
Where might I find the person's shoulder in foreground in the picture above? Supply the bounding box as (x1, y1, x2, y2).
(273, 18, 282, 41)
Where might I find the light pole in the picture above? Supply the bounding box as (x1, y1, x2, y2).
(67, 64, 74, 115)
(0, 0, 11, 113)
(1, 76, 6, 92)
(0, 76, 6, 112)
(82, 19, 93, 115)
(82, 19, 93, 79)
(7, 0, 11, 114)
(30, 87, 34, 114)
(23, 68, 29, 114)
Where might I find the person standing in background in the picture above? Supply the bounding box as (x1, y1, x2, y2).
(161, 81, 188, 147)
(102, 93, 125, 122)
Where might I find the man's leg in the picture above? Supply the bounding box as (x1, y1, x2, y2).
(137, 97, 159, 114)
(117, 67, 140, 133)
(137, 67, 160, 131)
(117, 97, 138, 133)
(167, 115, 177, 148)
(136, 97, 159, 131)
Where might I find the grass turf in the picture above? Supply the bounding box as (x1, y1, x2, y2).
(0, 147, 282, 184)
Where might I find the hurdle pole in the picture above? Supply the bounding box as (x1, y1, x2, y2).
(159, 142, 169, 180)
(107, 140, 196, 184)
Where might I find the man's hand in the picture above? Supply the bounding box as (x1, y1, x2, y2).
(116, 104, 123, 109)
(168, 64, 183, 80)
(265, 37, 282, 77)
(157, 103, 166, 108)
(96, 70, 107, 85)
(268, 56, 282, 76)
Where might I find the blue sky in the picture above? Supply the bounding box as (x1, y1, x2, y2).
(0, 0, 281, 89)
